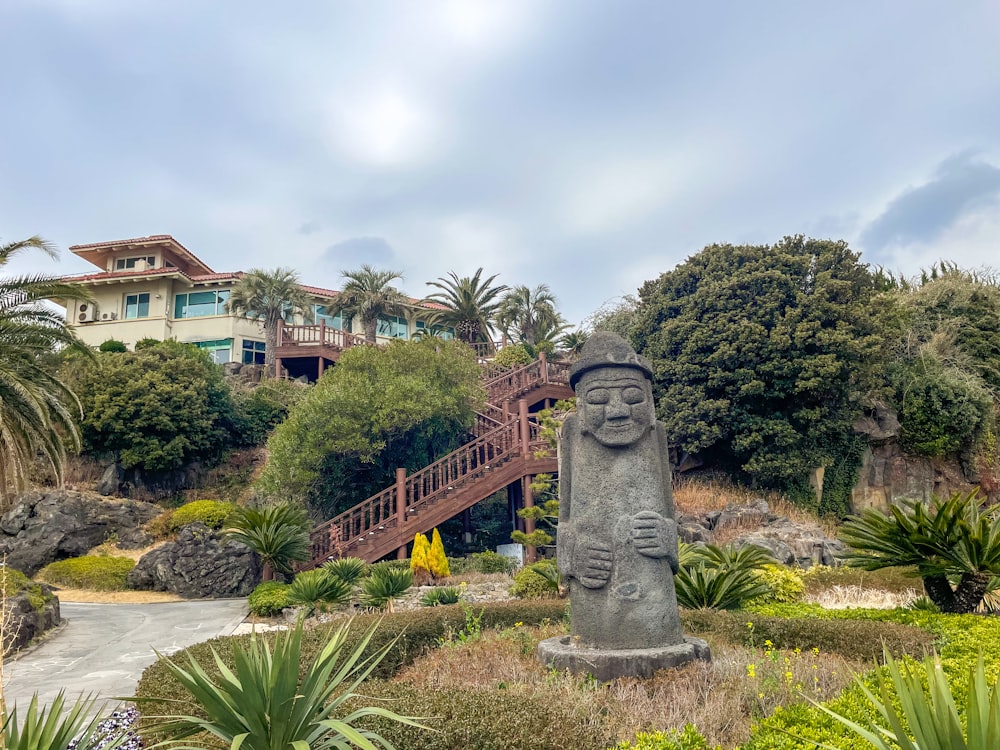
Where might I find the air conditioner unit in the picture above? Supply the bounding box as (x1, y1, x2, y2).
(101, 312, 110, 320)
(134, 259, 148, 271)
(78, 303, 97, 323)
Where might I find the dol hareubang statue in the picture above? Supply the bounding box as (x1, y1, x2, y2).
(537, 332, 710, 680)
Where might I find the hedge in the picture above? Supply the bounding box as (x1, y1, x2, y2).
(37, 556, 134, 591)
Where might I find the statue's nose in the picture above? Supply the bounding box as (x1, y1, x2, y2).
(606, 398, 630, 420)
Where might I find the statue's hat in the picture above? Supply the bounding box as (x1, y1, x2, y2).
(569, 331, 653, 389)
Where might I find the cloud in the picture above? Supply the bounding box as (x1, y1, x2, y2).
(322, 237, 396, 269)
(859, 152, 1000, 252)
(298, 220, 322, 235)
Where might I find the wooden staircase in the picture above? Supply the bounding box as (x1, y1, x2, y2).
(307, 354, 573, 565)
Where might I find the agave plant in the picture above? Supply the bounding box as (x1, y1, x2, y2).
(362, 567, 413, 612)
(323, 557, 368, 586)
(142, 619, 424, 750)
(806, 650, 1000, 750)
(3, 692, 129, 750)
(287, 569, 353, 612)
(419, 587, 461, 607)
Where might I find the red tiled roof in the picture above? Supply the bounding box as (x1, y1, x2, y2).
(58, 267, 181, 282)
(297, 283, 444, 310)
(68, 235, 176, 251)
(191, 272, 243, 282)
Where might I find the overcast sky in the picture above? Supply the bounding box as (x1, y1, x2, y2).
(2, 1, 998, 327)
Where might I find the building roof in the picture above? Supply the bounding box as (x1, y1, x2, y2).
(69, 235, 215, 276)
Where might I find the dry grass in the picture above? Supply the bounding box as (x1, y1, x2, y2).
(435, 571, 513, 586)
(52, 588, 183, 603)
(674, 477, 840, 538)
(87, 539, 166, 562)
(392, 623, 865, 748)
(806, 584, 920, 610)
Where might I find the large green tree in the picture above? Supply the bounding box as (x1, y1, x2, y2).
(62, 341, 235, 473)
(329, 265, 409, 344)
(257, 338, 483, 518)
(0, 236, 90, 507)
(633, 236, 886, 511)
(496, 284, 565, 347)
(423, 268, 507, 349)
(227, 268, 313, 373)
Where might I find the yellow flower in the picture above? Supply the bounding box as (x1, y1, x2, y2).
(747, 663, 756, 678)
(515, 621, 523, 627)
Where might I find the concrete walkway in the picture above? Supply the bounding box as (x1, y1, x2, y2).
(5, 600, 248, 710)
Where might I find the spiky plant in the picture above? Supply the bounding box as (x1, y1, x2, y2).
(362, 567, 413, 612)
(142, 619, 425, 750)
(287, 569, 353, 612)
(423, 268, 507, 348)
(226, 501, 311, 581)
(323, 557, 368, 586)
(419, 587, 461, 607)
(673, 542, 774, 610)
(329, 266, 409, 344)
(3, 692, 128, 750)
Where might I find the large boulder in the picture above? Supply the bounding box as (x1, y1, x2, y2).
(0, 490, 161, 576)
(128, 523, 260, 598)
(737, 517, 846, 568)
(3, 586, 60, 654)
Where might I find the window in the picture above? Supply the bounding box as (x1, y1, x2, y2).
(195, 339, 233, 364)
(415, 320, 455, 340)
(174, 289, 230, 318)
(115, 256, 156, 271)
(313, 304, 344, 329)
(124, 292, 150, 319)
(242, 339, 266, 365)
(377, 314, 408, 339)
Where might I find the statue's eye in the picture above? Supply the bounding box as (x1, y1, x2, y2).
(586, 389, 610, 405)
(622, 387, 645, 405)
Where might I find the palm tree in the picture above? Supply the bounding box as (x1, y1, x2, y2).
(496, 284, 563, 347)
(423, 268, 507, 350)
(0, 236, 90, 509)
(559, 329, 589, 359)
(226, 268, 313, 373)
(329, 265, 409, 344)
(226, 501, 312, 582)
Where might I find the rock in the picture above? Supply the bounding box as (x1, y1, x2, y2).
(96, 463, 125, 496)
(3, 586, 60, 655)
(128, 523, 261, 598)
(677, 514, 712, 544)
(0, 490, 162, 576)
(853, 404, 901, 443)
(737, 518, 846, 568)
(850, 443, 978, 513)
(714, 499, 770, 530)
(222, 362, 243, 377)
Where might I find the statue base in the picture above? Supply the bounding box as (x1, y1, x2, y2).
(537, 635, 711, 682)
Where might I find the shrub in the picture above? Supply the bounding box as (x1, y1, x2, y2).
(98, 339, 127, 352)
(37, 556, 134, 591)
(429, 528, 451, 579)
(747, 564, 806, 606)
(420, 587, 461, 607)
(169, 499, 236, 531)
(286, 569, 352, 610)
(0, 566, 52, 616)
(615, 724, 721, 750)
(510, 559, 560, 599)
(411, 532, 432, 585)
(247, 581, 291, 617)
(673, 544, 774, 610)
(363, 567, 413, 612)
(134, 337, 160, 350)
(322, 556, 367, 585)
(145, 510, 176, 539)
(492, 343, 533, 369)
(231, 379, 306, 448)
(469, 550, 516, 574)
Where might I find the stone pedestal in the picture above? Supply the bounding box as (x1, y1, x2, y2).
(538, 635, 711, 682)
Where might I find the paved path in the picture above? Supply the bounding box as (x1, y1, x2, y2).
(5, 600, 248, 710)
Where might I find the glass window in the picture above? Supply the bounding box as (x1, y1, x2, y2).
(195, 339, 233, 364)
(377, 315, 408, 339)
(242, 339, 266, 365)
(174, 289, 230, 318)
(115, 256, 156, 270)
(313, 304, 343, 329)
(124, 293, 150, 319)
(414, 320, 454, 340)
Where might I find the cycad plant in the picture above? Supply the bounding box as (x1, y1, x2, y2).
(226, 501, 311, 581)
(3, 692, 129, 750)
(287, 569, 353, 613)
(807, 650, 1000, 750)
(840, 490, 1000, 613)
(143, 619, 424, 750)
(673, 543, 773, 610)
(362, 567, 413, 612)
(323, 557, 368, 586)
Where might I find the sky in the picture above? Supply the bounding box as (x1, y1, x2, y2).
(2, 0, 999, 328)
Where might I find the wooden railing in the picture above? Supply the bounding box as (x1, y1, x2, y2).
(276, 319, 365, 350)
(470, 341, 503, 359)
(484, 353, 572, 404)
(310, 418, 523, 562)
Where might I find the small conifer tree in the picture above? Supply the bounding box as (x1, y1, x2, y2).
(429, 527, 451, 579)
(410, 532, 432, 585)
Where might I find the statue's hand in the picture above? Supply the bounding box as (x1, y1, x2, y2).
(632, 511, 677, 568)
(575, 540, 613, 589)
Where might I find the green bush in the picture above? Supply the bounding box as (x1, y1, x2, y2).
(169, 500, 237, 531)
(0, 567, 52, 612)
(322, 556, 367, 585)
(509, 560, 560, 599)
(231, 379, 306, 448)
(747, 564, 806, 606)
(470, 550, 516, 574)
(247, 581, 291, 617)
(134, 337, 160, 350)
(615, 725, 721, 750)
(674, 543, 773, 610)
(37, 556, 134, 591)
(420, 587, 461, 607)
(492, 344, 533, 369)
(98, 339, 127, 353)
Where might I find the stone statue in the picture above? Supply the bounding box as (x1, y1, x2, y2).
(538, 332, 709, 680)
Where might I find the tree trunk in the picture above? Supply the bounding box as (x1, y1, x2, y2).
(262, 562, 274, 582)
(363, 318, 378, 344)
(922, 573, 956, 612)
(952, 571, 992, 614)
(263, 317, 279, 375)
